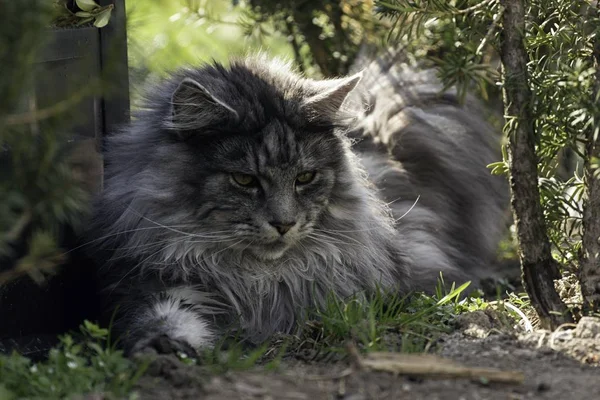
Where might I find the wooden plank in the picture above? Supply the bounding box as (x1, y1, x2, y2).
(36, 27, 99, 63)
(34, 28, 102, 140)
(98, 0, 131, 144)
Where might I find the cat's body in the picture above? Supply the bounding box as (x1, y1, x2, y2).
(90, 52, 508, 354)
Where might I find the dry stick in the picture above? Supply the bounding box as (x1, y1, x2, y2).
(361, 353, 524, 385)
(499, 0, 572, 328)
(345, 343, 524, 385)
(579, 4, 600, 312)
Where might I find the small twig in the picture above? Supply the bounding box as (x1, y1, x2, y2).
(476, 5, 503, 55)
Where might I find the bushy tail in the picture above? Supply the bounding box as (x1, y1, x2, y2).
(348, 48, 512, 291)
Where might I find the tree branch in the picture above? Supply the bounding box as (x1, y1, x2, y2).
(579, 3, 600, 312)
(499, 0, 571, 328)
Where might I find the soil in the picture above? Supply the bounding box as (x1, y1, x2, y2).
(131, 314, 600, 400)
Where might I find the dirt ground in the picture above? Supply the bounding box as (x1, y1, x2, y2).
(132, 314, 600, 400)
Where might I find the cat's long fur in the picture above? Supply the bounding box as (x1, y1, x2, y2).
(89, 52, 509, 353)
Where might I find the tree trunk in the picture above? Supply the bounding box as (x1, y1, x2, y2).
(499, 0, 572, 328)
(579, 4, 600, 312)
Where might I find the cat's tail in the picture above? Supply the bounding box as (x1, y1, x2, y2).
(348, 47, 514, 292)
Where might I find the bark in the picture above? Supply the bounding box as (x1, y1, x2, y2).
(579, 4, 600, 312)
(499, 0, 572, 328)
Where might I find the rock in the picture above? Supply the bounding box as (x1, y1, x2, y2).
(573, 317, 600, 339)
(456, 311, 493, 338)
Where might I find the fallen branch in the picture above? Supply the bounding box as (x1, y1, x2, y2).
(345, 342, 523, 385)
(356, 351, 524, 385)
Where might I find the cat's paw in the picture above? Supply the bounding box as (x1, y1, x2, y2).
(132, 334, 198, 357)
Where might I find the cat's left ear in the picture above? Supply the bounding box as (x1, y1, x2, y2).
(169, 77, 239, 135)
(302, 72, 362, 120)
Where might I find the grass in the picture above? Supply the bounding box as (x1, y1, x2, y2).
(292, 277, 479, 358)
(0, 276, 525, 399)
(0, 321, 147, 400)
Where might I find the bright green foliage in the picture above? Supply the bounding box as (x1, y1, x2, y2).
(128, 0, 386, 80)
(0, 321, 146, 400)
(126, 0, 293, 93)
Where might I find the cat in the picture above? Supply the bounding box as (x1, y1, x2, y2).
(89, 51, 509, 355)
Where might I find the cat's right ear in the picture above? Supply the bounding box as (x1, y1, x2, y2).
(168, 77, 239, 136)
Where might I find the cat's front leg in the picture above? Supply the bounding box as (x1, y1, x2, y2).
(114, 286, 216, 356)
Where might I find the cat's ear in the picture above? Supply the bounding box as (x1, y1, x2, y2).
(169, 77, 238, 134)
(302, 73, 362, 120)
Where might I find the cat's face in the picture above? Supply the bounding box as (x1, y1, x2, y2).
(181, 122, 344, 261)
(139, 60, 361, 262)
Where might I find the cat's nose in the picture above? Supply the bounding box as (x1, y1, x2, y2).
(269, 221, 296, 235)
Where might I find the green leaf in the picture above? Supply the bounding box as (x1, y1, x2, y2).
(93, 8, 112, 28)
(74, 11, 93, 17)
(75, 0, 100, 12)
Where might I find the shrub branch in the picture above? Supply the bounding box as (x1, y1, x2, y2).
(499, 0, 571, 328)
(579, 3, 600, 312)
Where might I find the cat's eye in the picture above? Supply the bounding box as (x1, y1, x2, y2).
(296, 171, 316, 185)
(232, 173, 257, 187)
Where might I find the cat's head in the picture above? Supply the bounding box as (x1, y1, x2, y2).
(111, 58, 363, 263)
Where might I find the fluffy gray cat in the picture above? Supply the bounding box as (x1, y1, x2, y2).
(90, 51, 509, 355)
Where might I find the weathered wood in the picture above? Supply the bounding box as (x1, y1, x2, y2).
(34, 27, 102, 142)
(98, 0, 130, 146)
(499, 0, 571, 328)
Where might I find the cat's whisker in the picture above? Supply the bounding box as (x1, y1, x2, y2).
(311, 229, 370, 249)
(106, 257, 150, 294)
(239, 240, 256, 253)
(125, 206, 237, 240)
(210, 239, 246, 259)
(61, 225, 231, 256)
(305, 232, 361, 249)
(384, 196, 404, 207)
(185, 237, 239, 244)
(393, 195, 421, 223)
(311, 195, 420, 235)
